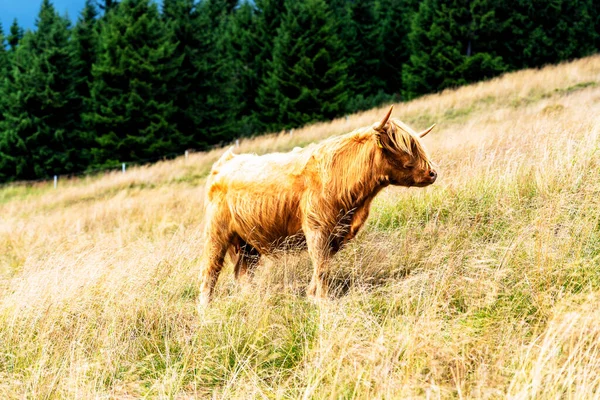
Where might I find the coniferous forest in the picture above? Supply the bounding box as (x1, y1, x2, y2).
(0, 0, 598, 182)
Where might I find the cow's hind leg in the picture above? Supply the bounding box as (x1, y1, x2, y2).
(199, 209, 231, 307)
(234, 241, 261, 282)
(199, 240, 229, 307)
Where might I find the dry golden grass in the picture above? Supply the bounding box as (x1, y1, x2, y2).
(1, 55, 600, 398)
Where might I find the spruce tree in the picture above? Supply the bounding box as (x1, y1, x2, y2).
(227, 1, 260, 136)
(0, 0, 87, 181)
(88, 0, 182, 168)
(72, 0, 99, 139)
(0, 23, 13, 181)
(226, 0, 289, 136)
(0, 24, 8, 170)
(506, 0, 597, 69)
(248, 0, 286, 132)
(376, 0, 420, 99)
(460, 0, 598, 71)
(595, 2, 600, 50)
(402, 0, 506, 99)
(97, 0, 119, 12)
(73, 0, 99, 88)
(162, 0, 198, 147)
(341, 0, 392, 112)
(257, 0, 350, 131)
(185, 0, 239, 145)
(0, 23, 8, 75)
(162, 0, 234, 149)
(7, 19, 24, 52)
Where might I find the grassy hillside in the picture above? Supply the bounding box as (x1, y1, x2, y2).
(1, 55, 600, 398)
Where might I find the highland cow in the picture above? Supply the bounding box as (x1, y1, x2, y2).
(199, 106, 437, 305)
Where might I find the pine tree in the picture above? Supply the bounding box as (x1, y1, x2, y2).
(0, 0, 87, 181)
(162, 0, 198, 146)
(459, 0, 598, 72)
(184, 0, 239, 145)
(73, 1, 99, 86)
(257, 0, 350, 131)
(248, 0, 287, 132)
(226, 1, 260, 136)
(7, 19, 24, 52)
(162, 0, 235, 149)
(376, 0, 420, 99)
(506, 0, 597, 69)
(0, 23, 8, 75)
(0, 24, 9, 169)
(341, 0, 391, 112)
(227, 0, 290, 136)
(0, 23, 13, 181)
(595, 2, 600, 50)
(97, 0, 119, 12)
(88, 0, 183, 168)
(402, 0, 506, 99)
(72, 0, 99, 137)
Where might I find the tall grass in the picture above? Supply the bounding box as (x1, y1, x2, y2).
(1, 55, 600, 398)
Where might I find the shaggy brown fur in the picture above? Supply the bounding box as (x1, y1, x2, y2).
(199, 106, 437, 305)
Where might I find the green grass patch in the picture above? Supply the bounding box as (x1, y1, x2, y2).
(0, 184, 49, 204)
(556, 81, 597, 95)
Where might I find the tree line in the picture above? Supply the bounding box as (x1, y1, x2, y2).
(0, 0, 598, 182)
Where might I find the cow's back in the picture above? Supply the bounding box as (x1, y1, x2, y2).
(205, 149, 314, 252)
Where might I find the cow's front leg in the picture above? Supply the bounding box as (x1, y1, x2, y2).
(304, 228, 333, 299)
(343, 202, 372, 243)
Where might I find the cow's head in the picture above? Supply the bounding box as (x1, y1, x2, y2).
(374, 106, 437, 187)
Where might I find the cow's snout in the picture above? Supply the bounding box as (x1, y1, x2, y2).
(429, 170, 437, 182)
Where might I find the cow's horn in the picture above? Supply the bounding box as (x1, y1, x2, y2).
(375, 105, 394, 131)
(419, 123, 436, 138)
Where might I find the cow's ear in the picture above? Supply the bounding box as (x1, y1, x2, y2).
(374, 105, 393, 132)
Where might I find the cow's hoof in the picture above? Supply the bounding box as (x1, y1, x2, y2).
(197, 292, 211, 311)
(307, 286, 328, 302)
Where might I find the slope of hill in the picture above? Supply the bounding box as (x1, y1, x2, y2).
(1, 55, 600, 398)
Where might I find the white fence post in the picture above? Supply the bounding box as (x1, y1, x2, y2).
(122, 163, 126, 174)
(54, 175, 57, 189)
(185, 150, 189, 160)
(235, 139, 239, 148)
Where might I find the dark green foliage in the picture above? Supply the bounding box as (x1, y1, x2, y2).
(0, 24, 8, 150)
(377, 0, 420, 99)
(179, 0, 239, 146)
(257, 0, 350, 131)
(0, 23, 8, 74)
(97, 0, 119, 12)
(0, 0, 88, 181)
(490, 0, 598, 70)
(162, 0, 206, 147)
(87, 0, 183, 168)
(402, 0, 507, 99)
(73, 1, 99, 86)
(72, 1, 99, 134)
(228, 0, 287, 135)
(7, 19, 24, 52)
(341, 0, 391, 111)
(595, 2, 600, 50)
(0, 0, 598, 182)
(163, 0, 240, 148)
(227, 1, 261, 136)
